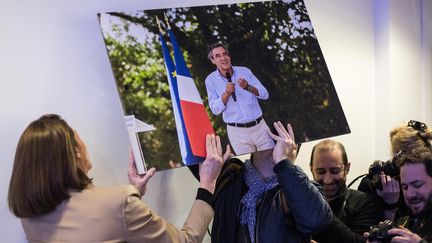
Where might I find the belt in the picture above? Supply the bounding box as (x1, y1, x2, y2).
(227, 117, 262, 128)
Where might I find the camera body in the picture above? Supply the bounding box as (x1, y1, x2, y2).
(368, 159, 399, 191)
(368, 220, 396, 243)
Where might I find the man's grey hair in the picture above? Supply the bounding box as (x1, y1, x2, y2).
(207, 42, 230, 60)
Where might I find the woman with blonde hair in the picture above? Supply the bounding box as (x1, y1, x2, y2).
(8, 114, 227, 243)
(390, 120, 432, 156)
(378, 120, 432, 220)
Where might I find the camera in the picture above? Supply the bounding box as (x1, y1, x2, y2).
(368, 159, 399, 191)
(368, 220, 396, 243)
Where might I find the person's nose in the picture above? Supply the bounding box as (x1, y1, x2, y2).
(405, 186, 416, 199)
(323, 173, 333, 185)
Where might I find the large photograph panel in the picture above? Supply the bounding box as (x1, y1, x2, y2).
(98, 0, 350, 171)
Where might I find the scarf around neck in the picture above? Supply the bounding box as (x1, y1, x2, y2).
(240, 160, 278, 243)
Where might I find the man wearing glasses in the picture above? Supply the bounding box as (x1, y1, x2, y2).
(204, 42, 274, 155)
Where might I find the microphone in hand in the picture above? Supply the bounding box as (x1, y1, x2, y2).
(226, 72, 237, 102)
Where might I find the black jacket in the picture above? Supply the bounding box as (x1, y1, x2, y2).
(211, 158, 333, 243)
(312, 186, 384, 243)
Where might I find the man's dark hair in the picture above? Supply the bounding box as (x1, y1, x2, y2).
(396, 147, 432, 177)
(309, 139, 348, 167)
(207, 42, 229, 60)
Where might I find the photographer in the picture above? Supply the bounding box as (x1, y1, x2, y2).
(365, 120, 432, 243)
(358, 120, 431, 221)
(366, 147, 432, 243)
(358, 158, 405, 221)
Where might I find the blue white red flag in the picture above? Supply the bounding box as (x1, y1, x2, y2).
(167, 29, 215, 161)
(160, 32, 212, 165)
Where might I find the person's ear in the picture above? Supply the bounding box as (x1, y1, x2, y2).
(345, 162, 351, 175)
(75, 147, 82, 159)
(210, 57, 216, 65)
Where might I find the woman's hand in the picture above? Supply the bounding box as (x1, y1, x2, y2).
(199, 134, 230, 194)
(128, 148, 156, 196)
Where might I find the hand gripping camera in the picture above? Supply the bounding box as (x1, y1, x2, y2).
(367, 158, 399, 191)
(368, 220, 396, 243)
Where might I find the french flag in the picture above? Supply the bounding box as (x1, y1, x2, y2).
(160, 32, 214, 165)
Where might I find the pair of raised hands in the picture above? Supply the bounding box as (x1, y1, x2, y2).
(128, 121, 297, 196)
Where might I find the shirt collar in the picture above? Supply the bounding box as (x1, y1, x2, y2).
(217, 66, 234, 78)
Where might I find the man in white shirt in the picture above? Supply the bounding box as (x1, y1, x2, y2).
(205, 43, 275, 155)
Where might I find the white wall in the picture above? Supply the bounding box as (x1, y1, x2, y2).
(299, 0, 432, 185)
(300, 0, 377, 183)
(0, 0, 430, 242)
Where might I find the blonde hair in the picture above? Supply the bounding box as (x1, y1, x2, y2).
(390, 121, 432, 156)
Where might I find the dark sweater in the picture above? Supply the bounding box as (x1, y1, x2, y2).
(313, 186, 384, 243)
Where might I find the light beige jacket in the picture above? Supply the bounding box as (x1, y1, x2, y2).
(21, 185, 213, 243)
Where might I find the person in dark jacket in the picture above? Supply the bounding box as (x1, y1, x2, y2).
(210, 121, 333, 243)
(358, 120, 431, 222)
(309, 139, 383, 243)
(391, 148, 432, 242)
(366, 147, 432, 243)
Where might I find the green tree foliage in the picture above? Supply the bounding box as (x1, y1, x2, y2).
(102, 21, 181, 168)
(100, 0, 350, 169)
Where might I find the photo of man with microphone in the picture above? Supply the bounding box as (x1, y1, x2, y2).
(205, 42, 274, 155)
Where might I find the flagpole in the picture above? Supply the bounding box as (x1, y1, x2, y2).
(164, 12, 171, 30)
(156, 16, 165, 35)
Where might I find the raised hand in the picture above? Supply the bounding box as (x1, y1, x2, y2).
(376, 172, 400, 204)
(199, 134, 228, 194)
(238, 78, 248, 89)
(128, 148, 156, 196)
(226, 82, 235, 96)
(268, 121, 298, 164)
